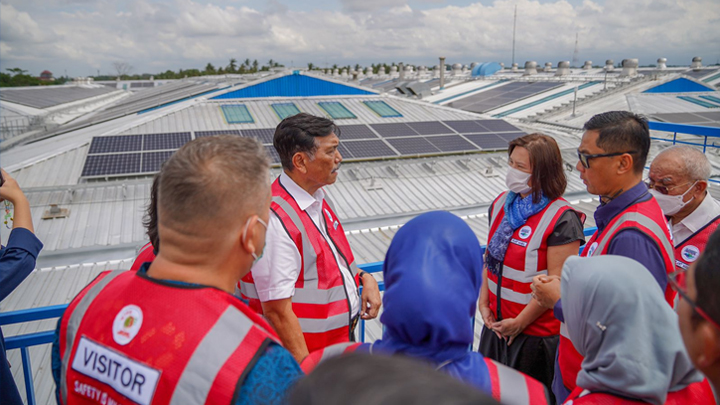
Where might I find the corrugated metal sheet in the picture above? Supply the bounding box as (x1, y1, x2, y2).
(211, 73, 374, 99)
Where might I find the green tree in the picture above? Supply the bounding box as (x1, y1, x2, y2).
(204, 63, 216, 75)
(244, 58, 251, 68)
(228, 58, 237, 73)
(307, 62, 315, 70)
(252, 59, 259, 72)
(268, 59, 274, 69)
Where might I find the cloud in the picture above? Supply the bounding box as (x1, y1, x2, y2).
(0, 0, 718, 77)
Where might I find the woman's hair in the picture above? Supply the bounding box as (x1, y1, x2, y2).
(508, 133, 567, 202)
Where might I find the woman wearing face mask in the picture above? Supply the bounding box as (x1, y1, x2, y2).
(478, 133, 585, 398)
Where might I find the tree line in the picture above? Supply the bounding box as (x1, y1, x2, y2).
(0, 68, 68, 87)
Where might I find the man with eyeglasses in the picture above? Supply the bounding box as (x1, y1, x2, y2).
(648, 146, 720, 280)
(675, 229, 720, 401)
(531, 111, 675, 403)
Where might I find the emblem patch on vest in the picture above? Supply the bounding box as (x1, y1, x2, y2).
(72, 337, 160, 405)
(587, 242, 599, 256)
(518, 226, 532, 239)
(113, 305, 143, 345)
(510, 238, 528, 247)
(681, 245, 700, 263)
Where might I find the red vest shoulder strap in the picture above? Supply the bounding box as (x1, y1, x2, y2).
(484, 358, 550, 405)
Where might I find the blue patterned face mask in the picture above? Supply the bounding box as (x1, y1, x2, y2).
(242, 216, 268, 263)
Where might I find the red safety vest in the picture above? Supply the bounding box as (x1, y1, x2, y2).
(301, 342, 550, 404)
(557, 196, 675, 393)
(239, 177, 360, 353)
(130, 242, 156, 271)
(59, 270, 280, 405)
(564, 379, 716, 405)
(673, 215, 720, 288)
(487, 192, 582, 336)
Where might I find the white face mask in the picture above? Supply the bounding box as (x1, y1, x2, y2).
(242, 216, 269, 263)
(649, 181, 697, 216)
(505, 166, 532, 195)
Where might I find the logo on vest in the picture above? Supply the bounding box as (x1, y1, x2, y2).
(681, 245, 700, 263)
(587, 242, 599, 256)
(113, 305, 143, 346)
(71, 337, 159, 405)
(510, 238, 528, 247)
(518, 226, 532, 239)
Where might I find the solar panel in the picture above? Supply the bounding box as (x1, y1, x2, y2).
(406, 121, 454, 135)
(496, 132, 526, 142)
(141, 151, 175, 172)
(363, 100, 403, 118)
(143, 132, 191, 151)
(699, 95, 720, 105)
(387, 138, 441, 155)
(370, 123, 419, 138)
(241, 128, 276, 144)
(195, 130, 242, 137)
(337, 125, 378, 140)
(271, 103, 301, 119)
(442, 121, 485, 133)
(264, 145, 281, 164)
(476, 120, 521, 133)
(319, 102, 357, 119)
(342, 140, 398, 159)
(89, 135, 142, 154)
(463, 134, 509, 150)
(81, 154, 142, 177)
(221, 104, 254, 123)
(426, 135, 479, 152)
(678, 96, 720, 109)
(448, 82, 563, 113)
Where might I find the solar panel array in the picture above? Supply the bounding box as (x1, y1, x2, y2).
(448, 82, 563, 113)
(81, 119, 526, 177)
(652, 112, 720, 127)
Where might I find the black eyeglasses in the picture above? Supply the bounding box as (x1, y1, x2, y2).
(577, 149, 637, 169)
(644, 179, 696, 195)
(669, 268, 720, 330)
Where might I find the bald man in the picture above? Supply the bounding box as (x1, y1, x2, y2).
(53, 136, 302, 405)
(648, 146, 720, 274)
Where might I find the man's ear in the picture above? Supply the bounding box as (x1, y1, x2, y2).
(616, 154, 634, 175)
(292, 152, 308, 174)
(239, 216, 258, 255)
(693, 180, 708, 197)
(696, 323, 720, 368)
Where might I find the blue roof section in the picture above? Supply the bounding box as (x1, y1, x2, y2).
(643, 78, 715, 93)
(211, 73, 374, 99)
(471, 62, 502, 77)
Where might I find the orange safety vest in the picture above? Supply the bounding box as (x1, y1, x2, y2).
(558, 196, 675, 393)
(487, 192, 582, 336)
(239, 177, 360, 353)
(564, 379, 716, 405)
(59, 270, 279, 405)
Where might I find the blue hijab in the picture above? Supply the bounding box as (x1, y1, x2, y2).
(368, 211, 491, 392)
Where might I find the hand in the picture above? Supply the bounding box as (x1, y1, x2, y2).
(360, 273, 381, 319)
(531, 275, 562, 309)
(0, 169, 26, 205)
(479, 305, 503, 340)
(491, 317, 525, 346)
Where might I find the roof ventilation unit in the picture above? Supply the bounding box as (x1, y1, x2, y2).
(691, 56, 702, 70)
(418, 66, 427, 75)
(583, 61, 593, 70)
(522, 61, 538, 76)
(341, 69, 348, 77)
(433, 65, 441, 77)
(365, 67, 373, 76)
(452, 63, 463, 75)
(470, 62, 479, 69)
(499, 63, 505, 68)
(620, 59, 639, 77)
(390, 65, 398, 77)
(333, 68, 339, 76)
(604, 60, 615, 72)
(398, 63, 405, 80)
(657, 58, 667, 70)
(405, 65, 414, 74)
(511, 63, 519, 72)
(406, 81, 433, 99)
(544, 62, 553, 72)
(555, 61, 571, 76)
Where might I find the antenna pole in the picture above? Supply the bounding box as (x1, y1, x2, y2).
(511, 5, 517, 66)
(572, 32, 579, 67)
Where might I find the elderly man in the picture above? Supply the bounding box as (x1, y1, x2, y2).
(676, 229, 720, 401)
(648, 146, 720, 273)
(531, 111, 675, 403)
(240, 113, 381, 363)
(53, 136, 301, 404)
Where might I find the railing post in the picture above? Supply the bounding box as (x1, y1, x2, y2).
(673, 132, 677, 145)
(704, 136, 708, 153)
(21, 347, 36, 405)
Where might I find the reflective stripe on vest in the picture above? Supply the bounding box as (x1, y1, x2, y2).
(60, 269, 126, 404)
(674, 215, 720, 271)
(587, 211, 674, 263)
(485, 358, 549, 405)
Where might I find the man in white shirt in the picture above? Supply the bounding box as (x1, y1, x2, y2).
(647, 145, 720, 272)
(239, 113, 381, 362)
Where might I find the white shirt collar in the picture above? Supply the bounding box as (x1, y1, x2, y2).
(675, 193, 720, 233)
(279, 171, 325, 212)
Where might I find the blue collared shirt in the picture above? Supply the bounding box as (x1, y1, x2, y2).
(1, 228, 44, 405)
(554, 181, 669, 322)
(51, 264, 302, 405)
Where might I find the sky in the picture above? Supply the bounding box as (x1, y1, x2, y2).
(1, 0, 718, 77)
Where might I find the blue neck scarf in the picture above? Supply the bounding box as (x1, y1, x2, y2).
(369, 211, 492, 392)
(486, 192, 550, 275)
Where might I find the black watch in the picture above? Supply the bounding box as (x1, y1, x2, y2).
(358, 271, 368, 285)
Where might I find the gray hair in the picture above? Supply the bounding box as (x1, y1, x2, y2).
(158, 135, 270, 232)
(655, 145, 711, 181)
